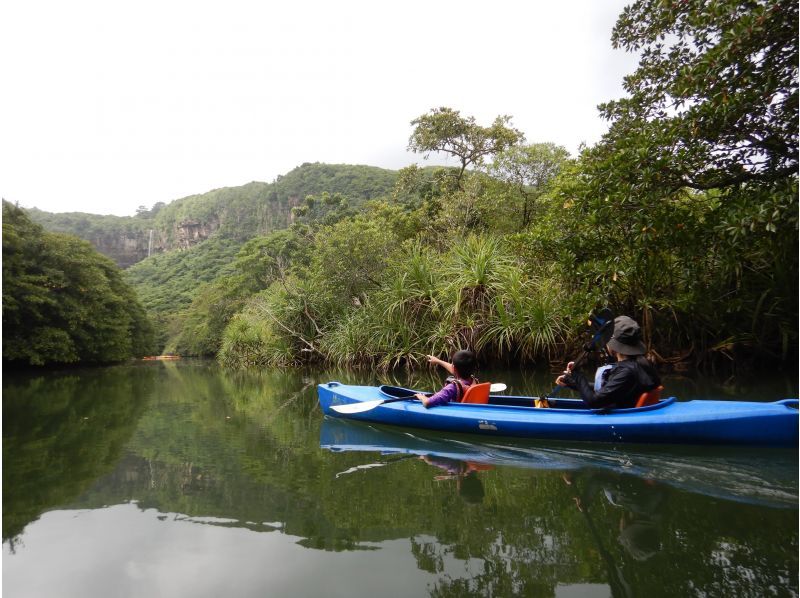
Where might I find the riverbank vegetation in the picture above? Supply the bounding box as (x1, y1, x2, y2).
(212, 0, 798, 370)
(2, 202, 155, 366)
(13, 0, 797, 371)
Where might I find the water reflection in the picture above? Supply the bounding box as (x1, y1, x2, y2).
(320, 417, 798, 596)
(320, 418, 798, 508)
(419, 455, 490, 505)
(2, 362, 797, 598)
(3, 366, 157, 545)
(562, 470, 667, 598)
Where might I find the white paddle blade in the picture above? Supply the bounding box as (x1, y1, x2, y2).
(489, 383, 507, 393)
(331, 399, 387, 414)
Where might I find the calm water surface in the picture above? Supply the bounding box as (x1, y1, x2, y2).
(3, 361, 798, 597)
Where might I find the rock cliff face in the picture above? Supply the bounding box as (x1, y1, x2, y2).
(90, 232, 156, 269)
(174, 217, 219, 250)
(90, 218, 220, 268)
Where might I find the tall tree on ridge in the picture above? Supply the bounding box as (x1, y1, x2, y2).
(408, 107, 524, 189)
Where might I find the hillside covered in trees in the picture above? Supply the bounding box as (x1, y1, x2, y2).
(24, 163, 401, 352)
(17, 0, 798, 371)
(2, 202, 155, 366)
(28, 163, 399, 269)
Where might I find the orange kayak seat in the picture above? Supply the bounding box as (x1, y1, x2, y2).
(635, 385, 664, 408)
(461, 382, 491, 404)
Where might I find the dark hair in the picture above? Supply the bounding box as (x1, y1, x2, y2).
(452, 350, 476, 379)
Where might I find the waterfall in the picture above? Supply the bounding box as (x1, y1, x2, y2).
(148, 229, 153, 257)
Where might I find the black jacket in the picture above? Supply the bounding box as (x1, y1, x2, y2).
(563, 358, 660, 409)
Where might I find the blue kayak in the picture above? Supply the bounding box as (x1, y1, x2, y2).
(317, 382, 799, 447)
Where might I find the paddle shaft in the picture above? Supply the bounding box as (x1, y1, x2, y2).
(330, 394, 418, 414)
(548, 313, 614, 399)
(331, 383, 508, 414)
(379, 395, 418, 406)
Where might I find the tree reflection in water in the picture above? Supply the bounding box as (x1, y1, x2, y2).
(3, 363, 797, 598)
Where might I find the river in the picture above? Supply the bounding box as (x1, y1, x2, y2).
(3, 360, 797, 597)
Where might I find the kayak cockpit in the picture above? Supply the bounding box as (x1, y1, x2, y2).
(377, 385, 676, 413)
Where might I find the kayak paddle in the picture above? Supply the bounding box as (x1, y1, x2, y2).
(331, 382, 507, 415)
(546, 308, 615, 399)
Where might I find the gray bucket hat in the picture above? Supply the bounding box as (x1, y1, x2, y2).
(607, 316, 647, 356)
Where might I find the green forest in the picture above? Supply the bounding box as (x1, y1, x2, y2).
(2, 202, 155, 365)
(5, 0, 797, 371)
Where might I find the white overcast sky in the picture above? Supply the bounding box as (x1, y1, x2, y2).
(1, 0, 638, 217)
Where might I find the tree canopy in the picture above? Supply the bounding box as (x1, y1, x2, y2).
(597, 0, 797, 195)
(543, 0, 798, 360)
(408, 108, 524, 187)
(488, 143, 570, 228)
(3, 202, 154, 366)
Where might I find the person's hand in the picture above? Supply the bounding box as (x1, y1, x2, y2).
(555, 361, 575, 387)
(426, 354, 455, 376)
(415, 392, 430, 407)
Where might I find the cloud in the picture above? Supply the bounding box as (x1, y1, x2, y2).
(0, 0, 636, 216)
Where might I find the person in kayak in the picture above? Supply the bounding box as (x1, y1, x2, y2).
(415, 350, 477, 408)
(555, 315, 661, 409)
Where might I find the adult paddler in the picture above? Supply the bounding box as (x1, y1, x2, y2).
(555, 315, 661, 409)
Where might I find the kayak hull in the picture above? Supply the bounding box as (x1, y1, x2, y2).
(317, 382, 799, 447)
